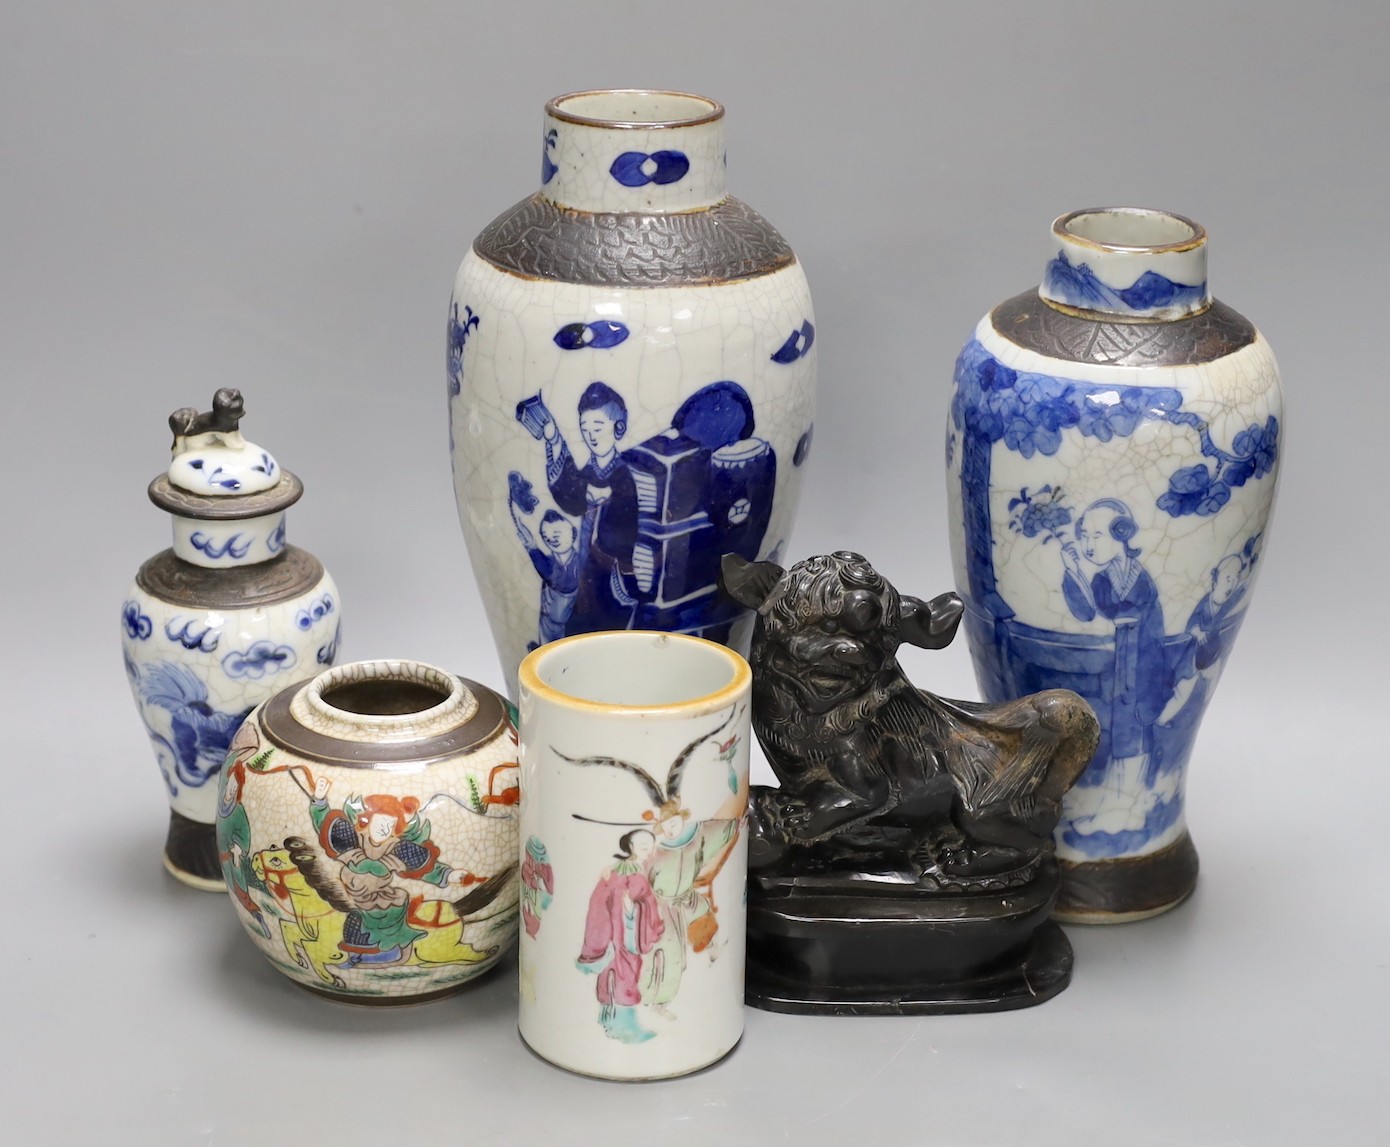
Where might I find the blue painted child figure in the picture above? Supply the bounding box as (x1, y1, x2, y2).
(517, 508, 594, 650)
(1158, 552, 1249, 725)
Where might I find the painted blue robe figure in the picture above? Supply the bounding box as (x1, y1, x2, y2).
(537, 382, 640, 635)
(1060, 499, 1175, 836)
(517, 508, 595, 649)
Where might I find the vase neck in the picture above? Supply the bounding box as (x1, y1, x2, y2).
(540, 89, 727, 214)
(171, 509, 287, 568)
(1039, 207, 1211, 321)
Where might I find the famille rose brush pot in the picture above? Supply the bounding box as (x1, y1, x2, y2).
(945, 208, 1283, 922)
(215, 660, 521, 1003)
(517, 632, 751, 1079)
(122, 390, 342, 889)
(448, 89, 816, 697)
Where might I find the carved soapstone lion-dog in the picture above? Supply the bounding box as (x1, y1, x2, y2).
(721, 551, 1099, 892)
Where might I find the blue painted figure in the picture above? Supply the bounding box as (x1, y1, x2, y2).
(536, 382, 641, 634)
(1059, 499, 1175, 835)
(519, 509, 595, 649)
(1158, 548, 1253, 725)
(515, 378, 778, 646)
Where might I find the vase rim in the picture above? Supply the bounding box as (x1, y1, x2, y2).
(519, 631, 750, 717)
(545, 89, 725, 130)
(1053, 207, 1207, 255)
(291, 659, 478, 742)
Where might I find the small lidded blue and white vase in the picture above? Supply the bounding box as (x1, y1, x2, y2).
(945, 208, 1283, 923)
(449, 90, 816, 697)
(121, 389, 341, 890)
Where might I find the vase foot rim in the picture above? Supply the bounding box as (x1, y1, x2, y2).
(1054, 831, 1199, 920)
(161, 853, 225, 892)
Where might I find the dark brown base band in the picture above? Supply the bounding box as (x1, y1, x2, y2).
(163, 809, 222, 890)
(1054, 832, 1200, 923)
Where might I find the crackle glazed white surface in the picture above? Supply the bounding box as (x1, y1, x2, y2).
(517, 632, 750, 1080)
(947, 306, 1282, 866)
(218, 662, 520, 1001)
(449, 92, 815, 697)
(121, 571, 340, 826)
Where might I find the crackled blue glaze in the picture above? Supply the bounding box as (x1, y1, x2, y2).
(947, 317, 1282, 871)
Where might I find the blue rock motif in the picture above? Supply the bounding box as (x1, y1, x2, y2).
(771, 321, 815, 365)
(1044, 250, 1206, 314)
(609, 150, 690, 188)
(554, 320, 630, 350)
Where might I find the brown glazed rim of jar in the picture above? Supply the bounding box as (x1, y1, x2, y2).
(261, 663, 508, 767)
(546, 89, 724, 130)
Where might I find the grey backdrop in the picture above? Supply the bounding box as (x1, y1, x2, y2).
(3, 2, 1386, 1143)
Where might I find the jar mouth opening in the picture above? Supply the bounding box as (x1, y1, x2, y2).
(546, 89, 724, 130)
(299, 660, 469, 735)
(519, 631, 749, 715)
(1055, 207, 1206, 253)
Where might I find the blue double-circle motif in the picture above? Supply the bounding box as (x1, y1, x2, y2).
(609, 150, 690, 188)
(554, 320, 630, 350)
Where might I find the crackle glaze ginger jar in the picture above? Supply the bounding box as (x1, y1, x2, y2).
(448, 89, 816, 697)
(216, 660, 521, 1003)
(945, 208, 1282, 923)
(122, 390, 341, 890)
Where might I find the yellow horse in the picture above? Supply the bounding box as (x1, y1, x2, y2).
(252, 841, 510, 986)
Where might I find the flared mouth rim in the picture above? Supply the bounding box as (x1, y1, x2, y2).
(290, 659, 476, 741)
(545, 89, 725, 130)
(518, 631, 750, 716)
(1053, 207, 1207, 254)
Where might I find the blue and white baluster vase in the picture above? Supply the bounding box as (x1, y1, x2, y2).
(448, 89, 816, 697)
(121, 389, 341, 889)
(945, 208, 1283, 922)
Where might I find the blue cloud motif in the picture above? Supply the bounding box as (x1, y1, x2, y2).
(222, 641, 297, 680)
(266, 518, 286, 555)
(295, 593, 336, 631)
(771, 321, 815, 364)
(541, 128, 558, 184)
(554, 320, 630, 350)
(189, 531, 251, 560)
(609, 150, 689, 188)
(122, 601, 153, 641)
(165, 617, 220, 652)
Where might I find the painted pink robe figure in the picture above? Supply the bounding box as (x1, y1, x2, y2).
(577, 829, 664, 1044)
(521, 836, 554, 939)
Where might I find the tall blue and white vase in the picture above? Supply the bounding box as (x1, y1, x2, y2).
(946, 209, 1283, 922)
(448, 90, 816, 697)
(122, 390, 341, 890)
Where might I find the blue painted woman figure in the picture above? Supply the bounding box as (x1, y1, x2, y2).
(1060, 498, 1173, 835)
(536, 382, 640, 634)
